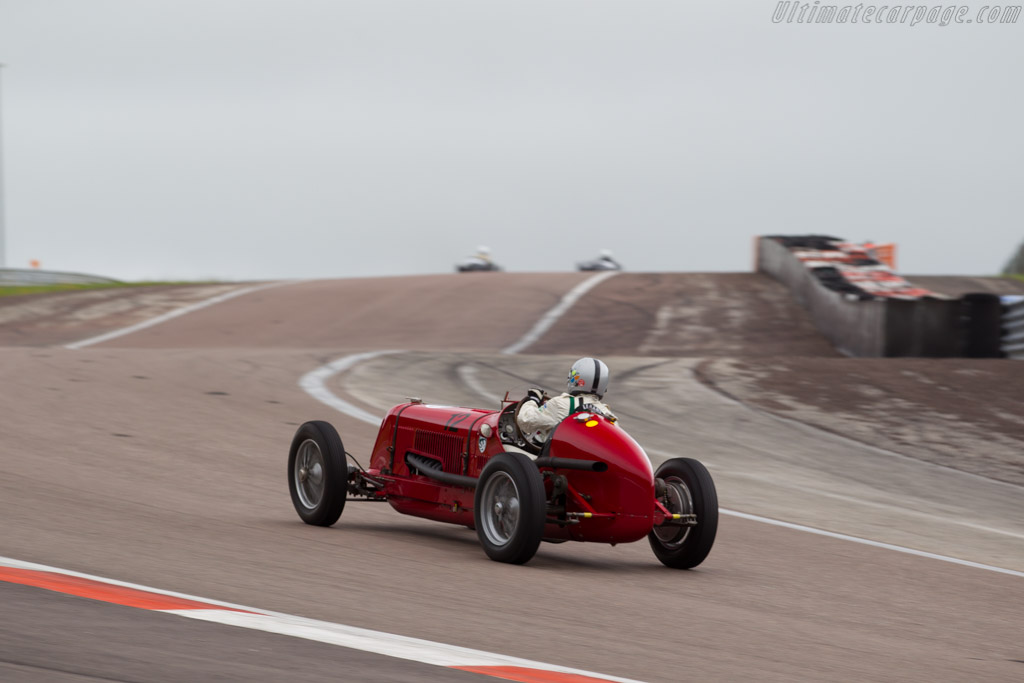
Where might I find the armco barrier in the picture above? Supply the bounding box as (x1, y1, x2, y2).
(1003, 297, 1024, 359)
(0, 268, 120, 286)
(757, 237, 964, 357)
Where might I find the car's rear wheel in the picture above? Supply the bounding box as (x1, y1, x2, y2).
(474, 452, 546, 564)
(648, 457, 718, 569)
(288, 421, 347, 526)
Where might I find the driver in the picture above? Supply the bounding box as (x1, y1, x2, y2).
(516, 357, 618, 446)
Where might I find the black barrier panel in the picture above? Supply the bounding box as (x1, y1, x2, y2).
(884, 297, 963, 357)
(961, 293, 1006, 358)
(764, 235, 845, 250)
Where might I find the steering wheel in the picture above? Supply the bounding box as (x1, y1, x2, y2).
(498, 398, 544, 455)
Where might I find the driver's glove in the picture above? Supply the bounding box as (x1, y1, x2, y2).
(526, 388, 544, 405)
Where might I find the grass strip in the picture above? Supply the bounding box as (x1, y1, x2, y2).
(0, 281, 218, 299)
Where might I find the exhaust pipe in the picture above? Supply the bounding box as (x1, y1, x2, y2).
(405, 452, 478, 489)
(534, 457, 607, 472)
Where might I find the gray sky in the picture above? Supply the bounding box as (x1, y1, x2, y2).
(0, 1, 1021, 281)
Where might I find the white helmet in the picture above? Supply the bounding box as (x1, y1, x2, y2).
(567, 357, 609, 397)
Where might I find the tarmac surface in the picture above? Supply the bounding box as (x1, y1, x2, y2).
(1, 273, 1022, 682)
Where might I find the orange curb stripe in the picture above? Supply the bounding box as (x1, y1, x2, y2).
(452, 666, 618, 683)
(0, 566, 251, 613)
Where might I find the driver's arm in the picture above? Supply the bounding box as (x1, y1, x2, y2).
(517, 394, 569, 435)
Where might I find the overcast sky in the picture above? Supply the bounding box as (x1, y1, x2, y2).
(0, 1, 1021, 281)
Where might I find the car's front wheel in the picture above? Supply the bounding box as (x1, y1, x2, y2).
(474, 452, 546, 564)
(288, 421, 348, 526)
(648, 457, 718, 569)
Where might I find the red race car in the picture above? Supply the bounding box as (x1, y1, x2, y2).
(288, 394, 718, 567)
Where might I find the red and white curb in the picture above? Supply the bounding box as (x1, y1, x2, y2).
(0, 556, 643, 683)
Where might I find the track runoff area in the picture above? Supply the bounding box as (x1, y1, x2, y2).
(5, 272, 1021, 682)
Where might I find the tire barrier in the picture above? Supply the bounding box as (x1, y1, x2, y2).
(763, 235, 937, 300)
(1002, 296, 1024, 359)
(756, 236, 1003, 358)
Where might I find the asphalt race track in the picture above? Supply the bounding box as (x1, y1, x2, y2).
(1, 272, 1023, 682)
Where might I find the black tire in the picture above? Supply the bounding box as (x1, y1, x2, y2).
(473, 452, 547, 564)
(288, 421, 348, 526)
(648, 457, 718, 569)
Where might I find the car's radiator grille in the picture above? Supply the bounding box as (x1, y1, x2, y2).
(413, 430, 464, 473)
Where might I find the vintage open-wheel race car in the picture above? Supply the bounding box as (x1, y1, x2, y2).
(288, 393, 718, 567)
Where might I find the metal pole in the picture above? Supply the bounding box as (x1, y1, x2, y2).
(0, 63, 6, 269)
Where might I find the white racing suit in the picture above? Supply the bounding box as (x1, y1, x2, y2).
(516, 392, 618, 446)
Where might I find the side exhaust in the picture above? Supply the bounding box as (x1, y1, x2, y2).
(534, 457, 607, 472)
(405, 452, 478, 489)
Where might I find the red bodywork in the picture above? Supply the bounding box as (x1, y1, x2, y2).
(364, 402, 659, 545)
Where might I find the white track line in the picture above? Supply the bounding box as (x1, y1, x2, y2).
(648, 448, 1024, 542)
(300, 271, 617, 419)
(457, 364, 501, 404)
(501, 271, 618, 355)
(168, 609, 637, 675)
(299, 270, 620, 419)
(719, 510, 1024, 579)
(65, 281, 295, 349)
(298, 350, 403, 425)
(0, 556, 642, 683)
